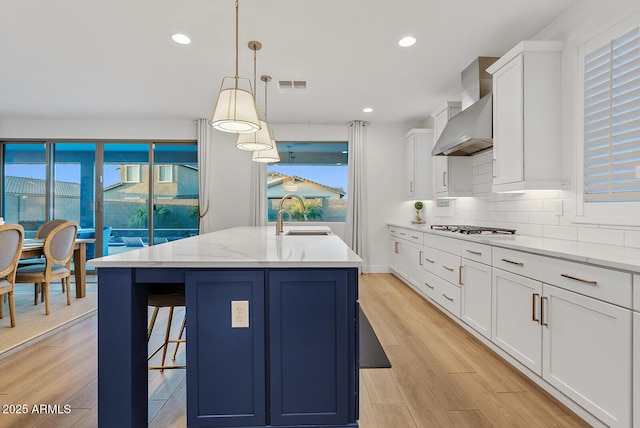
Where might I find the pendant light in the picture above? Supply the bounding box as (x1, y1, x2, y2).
(210, 0, 261, 133)
(236, 41, 274, 150)
(252, 75, 281, 163)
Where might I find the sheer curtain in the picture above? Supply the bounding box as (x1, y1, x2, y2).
(345, 120, 368, 272)
(197, 118, 214, 234)
(250, 162, 268, 226)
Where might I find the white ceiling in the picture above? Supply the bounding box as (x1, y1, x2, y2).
(0, 0, 579, 125)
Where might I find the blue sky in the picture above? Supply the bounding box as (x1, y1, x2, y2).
(269, 165, 348, 194)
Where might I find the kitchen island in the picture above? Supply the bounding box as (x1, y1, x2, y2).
(88, 226, 362, 428)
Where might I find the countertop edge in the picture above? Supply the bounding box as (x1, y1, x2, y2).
(388, 222, 640, 274)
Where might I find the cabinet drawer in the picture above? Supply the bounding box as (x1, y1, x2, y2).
(493, 247, 632, 308)
(432, 276, 461, 318)
(389, 226, 423, 245)
(461, 241, 492, 265)
(425, 233, 461, 256)
(423, 247, 461, 285)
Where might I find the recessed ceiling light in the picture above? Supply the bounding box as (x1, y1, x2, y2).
(398, 36, 416, 47)
(171, 33, 191, 45)
(362, 107, 373, 113)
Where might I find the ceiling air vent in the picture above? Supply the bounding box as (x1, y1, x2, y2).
(278, 80, 308, 94)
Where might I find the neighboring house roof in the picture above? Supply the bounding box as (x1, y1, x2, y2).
(267, 172, 345, 198)
(3, 176, 80, 197)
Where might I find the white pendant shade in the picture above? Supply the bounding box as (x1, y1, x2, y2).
(236, 119, 273, 151)
(211, 86, 261, 133)
(252, 141, 280, 163)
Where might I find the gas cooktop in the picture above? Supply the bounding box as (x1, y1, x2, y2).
(430, 225, 517, 235)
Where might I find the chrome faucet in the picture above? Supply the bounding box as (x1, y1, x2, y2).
(276, 194, 305, 235)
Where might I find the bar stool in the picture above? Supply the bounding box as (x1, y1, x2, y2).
(147, 284, 186, 370)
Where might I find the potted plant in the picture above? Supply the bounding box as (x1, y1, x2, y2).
(413, 201, 425, 224)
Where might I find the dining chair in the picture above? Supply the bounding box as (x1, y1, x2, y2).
(147, 283, 186, 370)
(15, 221, 78, 315)
(19, 219, 69, 298)
(0, 224, 24, 327)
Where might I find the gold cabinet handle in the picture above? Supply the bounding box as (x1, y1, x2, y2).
(411, 235, 419, 239)
(442, 294, 454, 302)
(501, 258, 524, 266)
(541, 296, 548, 327)
(399, 232, 406, 236)
(425, 257, 435, 264)
(532, 293, 540, 323)
(443, 265, 454, 272)
(459, 265, 464, 285)
(424, 282, 434, 290)
(443, 171, 447, 187)
(466, 249, 482, 256)
(394, 242, 399, 254)
(419, 251, 423, 266)
(561, 273, 597, 285)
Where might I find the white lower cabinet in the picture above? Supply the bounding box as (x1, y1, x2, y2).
(492, 268, 543, 374)
(492, 267, 632, 427)
(407, 241, 425, 290)
(542, 284, 632, 428)
(461, 258, 492, 339)
(389, 227, 636, 427)
(389, 236, 409, 279)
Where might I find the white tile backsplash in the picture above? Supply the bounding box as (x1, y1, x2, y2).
(577, 227, 625, 246)
(543, 225, 578, 241)
(430, 149, 637, 248)
(624, 230, 640, 249)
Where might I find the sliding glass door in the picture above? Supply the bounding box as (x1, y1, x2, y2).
(152, 144, 199, 244)
(1, 140, 198, 263)
(2, 143, 47, 237)
(103, 143, 150, 255)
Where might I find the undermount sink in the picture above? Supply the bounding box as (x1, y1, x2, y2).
(285, 230, 332, 236)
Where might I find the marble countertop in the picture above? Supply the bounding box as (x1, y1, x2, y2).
(389, 222, 640, 273)
(88, 226, 363, 269)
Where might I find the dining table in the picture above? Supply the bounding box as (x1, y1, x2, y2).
(20, 237, 94, 298)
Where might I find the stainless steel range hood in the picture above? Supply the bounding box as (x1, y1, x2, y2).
(432, 57, 499, 156)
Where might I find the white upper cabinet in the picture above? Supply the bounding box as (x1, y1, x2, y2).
(431, 103, 473, 197)
(405, 129, 434, 200)
(487, 41, 565, 193)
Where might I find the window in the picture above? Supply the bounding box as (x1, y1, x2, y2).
(157, 165, 173, 182)
(578, 15, 640, 223)
(123, 165, 141, 182)
(267, 142, 348, 222)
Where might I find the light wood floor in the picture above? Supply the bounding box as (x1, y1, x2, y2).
(0, 273, 591, 427)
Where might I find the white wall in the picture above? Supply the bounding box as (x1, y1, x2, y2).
(362, 123, 408, 272)
(0, 119, 196, 140)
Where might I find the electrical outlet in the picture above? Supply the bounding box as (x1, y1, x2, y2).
(231, 300, 249, 328)
(554, 200, 563, 216)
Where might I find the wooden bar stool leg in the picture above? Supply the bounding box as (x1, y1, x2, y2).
(147, 307, 159, 342)
(160, 307, 175, 371)
(172, 315, 186, 361)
